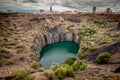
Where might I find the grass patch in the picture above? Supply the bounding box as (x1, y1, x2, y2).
(9, 41, 17, 45)
(82, 43, 97, 51)
(3, 37, 8, 41)
(31, 61, 40, 69)
(16, 45, 24, 49)
(78, 51, 86, 59)
(5, 46, 13, 49)
(72, 61, 87, 71)
(45, 69, 55, 80)
(13, 70, 31, 80)
(107, 77, 117, 80)
(93, 18, 108, 28)
(63, 57, 76, 66)
(0, 60, 3, 67)
(95, 52, 111, 64)
(78, 25, 96, 39)
(29, 53, 36, 57)
(19, 55, 24, 60)
(90, 77, 98, 80)
(50, 62, 59, 71)
(5, 60, 14, 65)
(55, 64, 75, 79)
(16, 49, 24, 54)
(98, 36, 113, 45)
(0, 48, 10, 54)
(61, 20, 64, 23)
(69, 25, 74, 28)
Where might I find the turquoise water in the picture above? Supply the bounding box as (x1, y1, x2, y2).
(40, 41, 79, 67)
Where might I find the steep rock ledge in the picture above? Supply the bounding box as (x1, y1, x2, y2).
(32, 32, 80, 59)
(87, 42, 120, 61)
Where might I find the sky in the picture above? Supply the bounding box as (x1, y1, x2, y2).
(0, 0, 120, 13)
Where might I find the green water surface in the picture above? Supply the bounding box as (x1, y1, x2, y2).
(40, 41, 79, 67)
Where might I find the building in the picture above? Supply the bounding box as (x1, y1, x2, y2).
(50, 6, 52, 13)
(105, 8, 112, 13)
(4, 10, 12, 13)
(40, 9, 45, 14)
(92, 6, 96, 14)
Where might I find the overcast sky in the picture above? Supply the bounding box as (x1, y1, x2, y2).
(0, 0, 120, 12)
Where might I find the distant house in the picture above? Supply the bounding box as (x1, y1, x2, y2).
(49, 6, 55, 14)
(40, 9, 45, 14)
(62, 11, 76, 14)
(4, 10, 12, 13)
(105, 8, 112, 14)
(50, 6, 52, 13)
(92, 6, 96, 13)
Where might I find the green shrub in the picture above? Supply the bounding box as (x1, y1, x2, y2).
(0, 60, 3, 67)
(61, 20, 64, 23)
(13, 70, 31, 80)
(55, 64, 75, 79)
(90, 77, 98, 80)
(72, 61, 87, 71)
(3, 38, 8, 41)
(5, 46, 12, 49)
(82, 35, 96, 41)
(98, 36, 113, 45)
(83, 12, 89, 16)
(50, 62, 59, 71)
(31, 61, 40, 69)
(82, 43, 97, 51)
(0, 48, 10, 54)
(95, 52, 111, 64)
(16, 49, 24, 54)
(16, 45, 24, 49)
(45, 69, 55, 80)
(93, 18, 108, 28)
(5, 60, 14, 65)
(107, 77, 117, 80)
(78, 25, 96, 39)
(78, 51, 86, 59)
(63, 57, 76, 66)
(69, 25, 74, 28)
(9, 41, 17, 45)
(19, 56, 24, 60)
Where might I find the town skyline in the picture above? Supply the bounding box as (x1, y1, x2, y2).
(0, 0, 120, 13)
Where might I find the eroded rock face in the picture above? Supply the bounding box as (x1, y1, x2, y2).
(32, 32, 79, 59)
(88, 42, 120, 61)
(117, 22, 120, 30)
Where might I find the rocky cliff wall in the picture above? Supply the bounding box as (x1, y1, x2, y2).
(32, 32, 80, 59)
(87, 42, 120, 61)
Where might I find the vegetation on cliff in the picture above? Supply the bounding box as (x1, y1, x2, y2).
(95, 52, 111, 64)
(55, 64, 75, 79)
(63, 57, 76, 66)
(13, 70, 31, 80)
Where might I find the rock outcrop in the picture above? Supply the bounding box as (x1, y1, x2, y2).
(87, 42, 120, 61)
(32, 32, 79, 59)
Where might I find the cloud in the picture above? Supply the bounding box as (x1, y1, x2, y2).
(0, 0, 120, 12)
